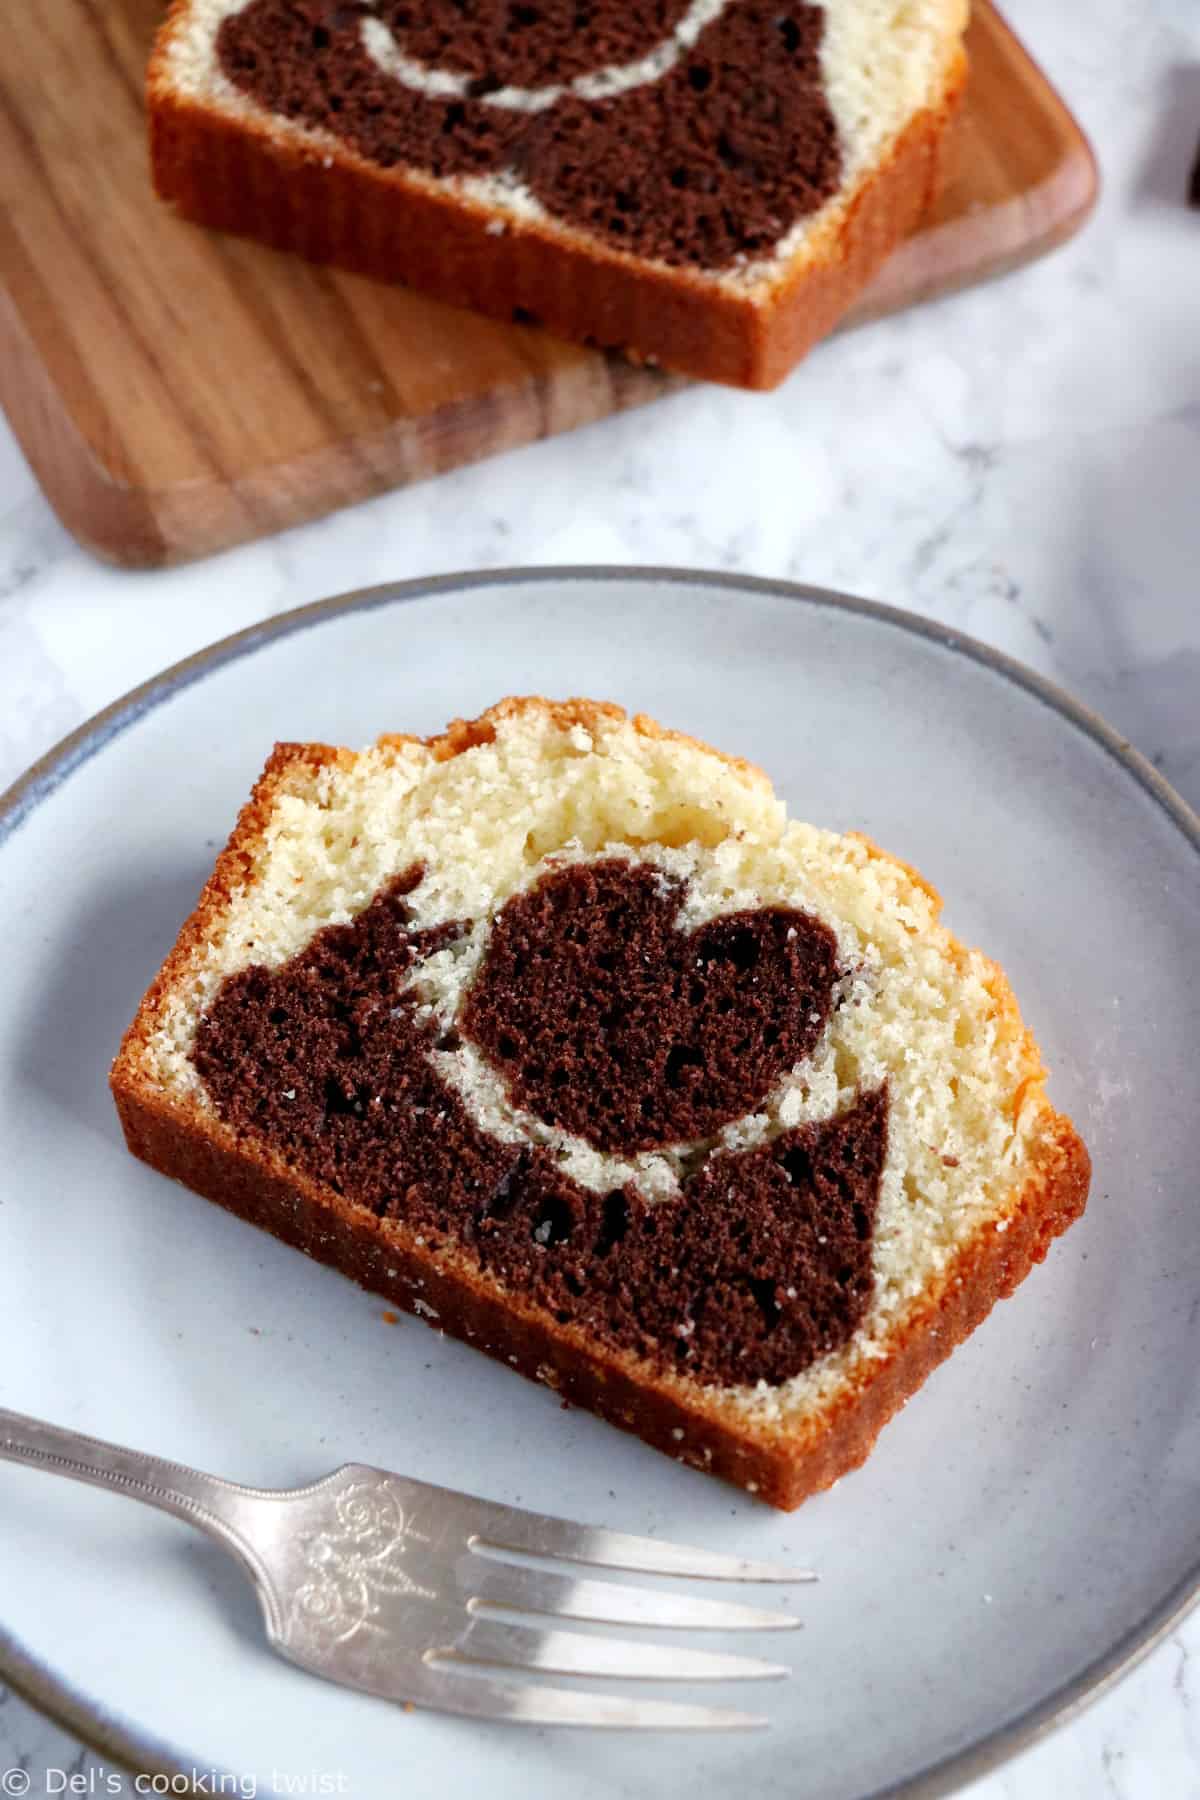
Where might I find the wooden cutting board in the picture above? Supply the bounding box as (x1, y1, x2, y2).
(0, 2, 1096, 569)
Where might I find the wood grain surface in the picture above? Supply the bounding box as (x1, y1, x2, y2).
(0, 2, 1097, 568)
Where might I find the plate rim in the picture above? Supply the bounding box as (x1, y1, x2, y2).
(1, 564, 1197, 1800)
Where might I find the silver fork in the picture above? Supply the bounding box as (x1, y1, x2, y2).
(0, 1408, 813, 1730)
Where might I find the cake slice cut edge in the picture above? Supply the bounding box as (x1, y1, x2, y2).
(147, 1, 969, 389)
(110, 696, 1090, 1510)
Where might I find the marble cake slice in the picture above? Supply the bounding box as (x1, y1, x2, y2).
(111, 697, 1089, 1509)
(147, 0, 967, 389)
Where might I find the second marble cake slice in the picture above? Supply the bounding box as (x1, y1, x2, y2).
(147, 1, 967, 388)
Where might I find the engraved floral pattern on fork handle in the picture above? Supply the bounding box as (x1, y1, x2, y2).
(292, 1481, 436, 1646)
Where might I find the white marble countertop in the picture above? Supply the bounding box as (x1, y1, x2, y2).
(1, 1, 1197, 1793)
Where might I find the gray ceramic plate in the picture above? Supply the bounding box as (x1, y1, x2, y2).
(1, 571, 1198, 1800)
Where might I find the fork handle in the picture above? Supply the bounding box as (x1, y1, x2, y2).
(0, 1406, 268, 1583)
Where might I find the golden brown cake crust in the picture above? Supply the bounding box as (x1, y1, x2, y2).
(110, 698, 1091, 1509)
(146, 15, 967, 391)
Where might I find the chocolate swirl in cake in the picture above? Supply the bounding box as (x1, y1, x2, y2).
(192, 860, 887, 1387)
(215, 0, 843, 270)
(365, 0, 700, 88)
(463, 859, 839, 1152)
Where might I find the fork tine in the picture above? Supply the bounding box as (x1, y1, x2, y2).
(467, 1563, 800, 1631)
(444, 1618, 789, 1682)
(468, 1507, 814, 1583)
(414, 1668, 768, 1730)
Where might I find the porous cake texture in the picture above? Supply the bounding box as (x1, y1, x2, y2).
(111, 699, 1089, 1507)
(149, 1, 968, 386)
